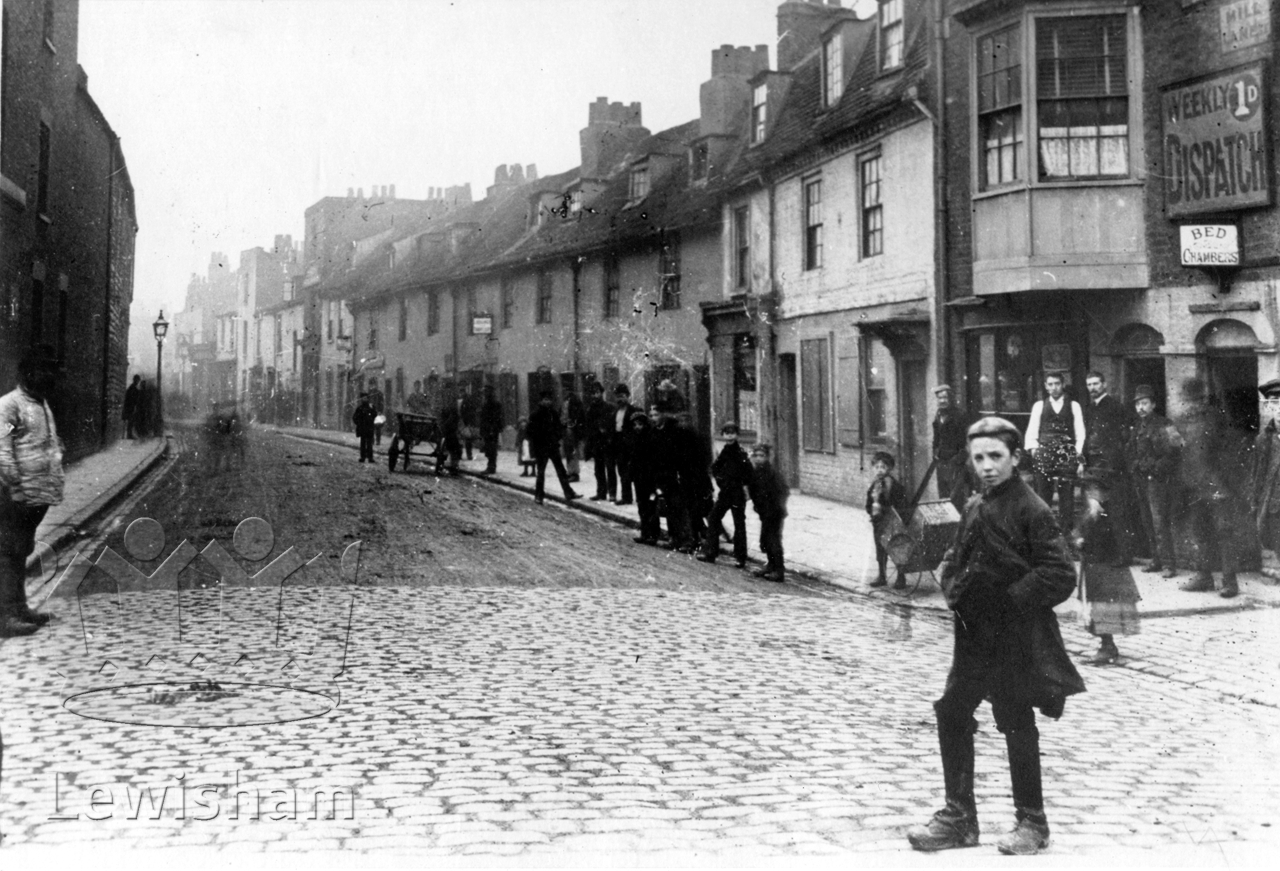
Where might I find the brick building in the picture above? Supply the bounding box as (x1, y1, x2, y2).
(1, 0, 137, 460)
(704, 0, 942, 502)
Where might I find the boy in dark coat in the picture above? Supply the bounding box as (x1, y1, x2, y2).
(1128, 384, 1181, 578)
(527, 391, 581, 505)
(747, 444, 788, 581)
(352, 393, 376, 463)
(698, 423, 752, 566)
(866, 451, 909, 589)
(908, 416, 1084, 857)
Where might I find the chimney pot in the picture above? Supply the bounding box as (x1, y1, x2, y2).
(390, 184, 396, 199)
(347, 187, 354, 198)
(526, 164, 538, 181)
(357, 187, 364, 199)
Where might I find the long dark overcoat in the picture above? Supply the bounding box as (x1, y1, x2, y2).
(940, 476, 1085, 717)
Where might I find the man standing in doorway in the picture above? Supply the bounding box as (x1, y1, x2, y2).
(1024, 372, 1085, 545)
(1080, 371, 1134, 567)
(932, 385, 971, 501)
(907, 417, 1084, 856)
(1130, 385, 1182, 578)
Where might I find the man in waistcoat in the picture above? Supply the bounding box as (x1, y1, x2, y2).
(1024, 372, 1085, 545)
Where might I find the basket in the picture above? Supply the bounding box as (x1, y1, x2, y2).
(877, 499, 961, 573)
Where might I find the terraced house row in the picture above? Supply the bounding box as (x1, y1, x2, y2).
(178, 0, 1280, 504)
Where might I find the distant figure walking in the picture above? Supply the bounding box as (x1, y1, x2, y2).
(479, 385, 504, 475)
(123, 374, 142, 439)
(527, 391, 581, 505)
(352, 392, 376, 463)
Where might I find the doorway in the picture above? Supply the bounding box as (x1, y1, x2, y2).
(778, 353, 799, 487)
(1122, 357, 1167, 417)
(897, 357, 929, 495)
(1205, 352, 1260, 437)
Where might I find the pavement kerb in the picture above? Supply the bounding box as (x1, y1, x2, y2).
(266, 424, 1280, 621)
(25, 435, 170, 571)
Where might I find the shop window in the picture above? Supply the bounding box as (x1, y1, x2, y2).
(866, 344, 888, 438)
(801, 337, 832, 451)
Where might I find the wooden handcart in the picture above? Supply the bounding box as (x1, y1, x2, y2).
(876, 460, 961, 593)
(386, 412, 441, 472)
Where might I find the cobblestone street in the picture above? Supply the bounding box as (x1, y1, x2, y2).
(2, 429, 1279, 865)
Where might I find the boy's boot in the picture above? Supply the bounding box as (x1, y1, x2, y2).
(1220, 573, 1239, 599)
(894, 569, 908, 590)
(908, 717, 979, 851)
(997, 727, 1050, 855)
(870, 556, 888, 587)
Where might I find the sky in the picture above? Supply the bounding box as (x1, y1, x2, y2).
(74, 0, 873, 358)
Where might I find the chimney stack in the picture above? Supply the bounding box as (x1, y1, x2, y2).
(357, 187, 364, 199)
(700, 44, 770, 139)
(527, 164, 538, 181)
(777, 0, 852, 71)
(579, 97, 650, 181)
(347, 187, 354, 198)
(389, 184, 396, 199)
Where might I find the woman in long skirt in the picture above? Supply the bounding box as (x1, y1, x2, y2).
(1074, 480, 1141, 665)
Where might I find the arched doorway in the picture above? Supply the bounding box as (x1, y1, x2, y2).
(1113, 323, 1166, 415)
(1196, 319, 1260, 437)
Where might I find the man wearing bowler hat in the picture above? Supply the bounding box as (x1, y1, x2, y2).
(1129, 384, 1182, 579)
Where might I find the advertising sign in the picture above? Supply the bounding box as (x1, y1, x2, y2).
(1220, 0, 1271, 53)
(1163, 64, 1271, 218)
(472, 314, 493, 335)
(1180, 225, 1241, 266)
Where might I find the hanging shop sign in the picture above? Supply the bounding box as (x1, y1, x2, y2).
(472, 314, 493, 335)
(1180, 225, 1240, 267)
(1163, 63, 1271, 218)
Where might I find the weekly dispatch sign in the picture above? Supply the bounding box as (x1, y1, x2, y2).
(1163, 63, 1271, 218)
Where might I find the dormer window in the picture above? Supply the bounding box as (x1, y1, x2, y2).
(823, 35, 843, 107)
(880, 0, 904, 71)
(752, 84, 768, 143)
(629, 164, 650, 201)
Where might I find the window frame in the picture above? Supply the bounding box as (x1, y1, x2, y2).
(629, 164, 650, 201)
(879, 0, 904, 72)
(427, 290, 440, 336)
(859, 152, 884, 259)
(733, 205, 751, 290)
(603, 255, 621, 319)
(823, 35, 844, 107)
(803, 176, 823, 271)
(970, 8, 1140, 194)
(976, 23, 1025, 190)
(536, 270, 553, 324)
(659, 234, 681, 311)
(751, 83, 768, 143)
(500, 276, 514, 329)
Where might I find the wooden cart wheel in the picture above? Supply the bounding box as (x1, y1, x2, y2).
(387, 437, 401, 472)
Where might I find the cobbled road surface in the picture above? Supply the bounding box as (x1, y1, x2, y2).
(2, 426, 1279, 866)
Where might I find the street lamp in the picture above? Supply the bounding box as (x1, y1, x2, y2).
(153, 310, 169, 434)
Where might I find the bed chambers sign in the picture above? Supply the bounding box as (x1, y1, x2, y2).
(1163, 64, 1271, 218)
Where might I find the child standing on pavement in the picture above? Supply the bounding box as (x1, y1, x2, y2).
(748, 444, 789, 582)
(516, 417, 535, 476)
(867, 451, 909, 589)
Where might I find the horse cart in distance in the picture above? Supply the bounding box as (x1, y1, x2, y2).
(387, 412, 442, 472)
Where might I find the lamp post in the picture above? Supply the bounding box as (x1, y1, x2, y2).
(153, 310, 169, 434)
